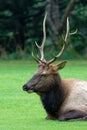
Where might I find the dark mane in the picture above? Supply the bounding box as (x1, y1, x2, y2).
(40, 73, 65, 117)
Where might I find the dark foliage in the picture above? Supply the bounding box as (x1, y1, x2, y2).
(0, 0, 87, 59)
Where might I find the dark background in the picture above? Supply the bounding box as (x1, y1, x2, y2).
(0, 0, 87, 59)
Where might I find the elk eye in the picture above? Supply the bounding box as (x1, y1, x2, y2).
(41, 71, 46, 76)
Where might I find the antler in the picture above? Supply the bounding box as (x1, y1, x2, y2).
(32, 13, 47, 63)
(32, 15, 77, 64)
(47, 18, 77, 64)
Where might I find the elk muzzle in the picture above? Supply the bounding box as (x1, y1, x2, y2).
(23, 84, 34, 93)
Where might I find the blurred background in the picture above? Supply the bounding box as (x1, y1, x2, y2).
(0, 0, 87, 60)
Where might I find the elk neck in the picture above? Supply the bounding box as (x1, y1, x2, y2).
(40, 73, 65, 117)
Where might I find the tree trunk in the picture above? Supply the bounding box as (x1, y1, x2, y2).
(46, 0, 60, 48)
(46, 0, 78, 48)
(59, 0, 79, 33)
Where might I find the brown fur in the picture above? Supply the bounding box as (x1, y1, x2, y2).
(22, 14, 87, 121)
(23, 63, 87, 121)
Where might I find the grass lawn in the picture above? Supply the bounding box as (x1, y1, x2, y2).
(0, 60, 87, 130)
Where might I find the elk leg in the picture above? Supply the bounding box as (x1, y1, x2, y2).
(58, 110, 86, 121)
(46, 113, 57, 120)
(83, 116, 87, 120)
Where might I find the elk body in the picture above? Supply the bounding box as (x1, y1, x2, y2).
(23, 14, 87, 121)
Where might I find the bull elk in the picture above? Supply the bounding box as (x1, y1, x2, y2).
(23, 13, 87, 121)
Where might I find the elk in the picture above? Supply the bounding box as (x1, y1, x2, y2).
(23, 13, 87, 121)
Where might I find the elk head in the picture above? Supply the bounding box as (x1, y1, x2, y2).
(23, 13, 77, 94)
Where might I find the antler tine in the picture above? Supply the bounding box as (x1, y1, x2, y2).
(48, 18, 77, 64)
(32, 51, 40, 63)
(35, 13, 47, 62)
(32, 50, 46, 64)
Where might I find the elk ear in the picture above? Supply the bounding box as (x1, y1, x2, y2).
(53, 61, 67, 71)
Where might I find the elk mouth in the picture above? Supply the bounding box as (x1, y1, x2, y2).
(27, 87, 34, 93)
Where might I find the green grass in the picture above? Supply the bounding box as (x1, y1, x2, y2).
(0, 60, 87, 130)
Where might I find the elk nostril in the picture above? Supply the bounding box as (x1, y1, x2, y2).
(23, 84, 28, 91)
